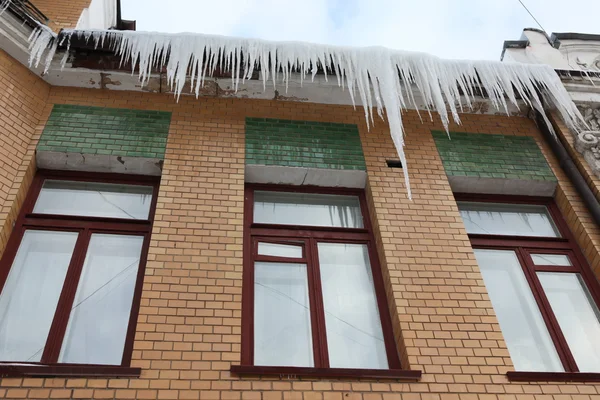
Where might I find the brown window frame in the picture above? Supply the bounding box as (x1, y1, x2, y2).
(458, 193, 600, 375)
(232, 184, 421, 381)
(0, 170, 159, 377)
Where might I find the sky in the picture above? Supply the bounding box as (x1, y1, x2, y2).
(121, 0, 600, 61)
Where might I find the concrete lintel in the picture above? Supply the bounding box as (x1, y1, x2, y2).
(245, 165, 367, 188)
(449, 176, 557, 197)
(37, 151, 163, 176)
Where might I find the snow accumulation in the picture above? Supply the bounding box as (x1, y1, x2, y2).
(27, 28, 585, 198)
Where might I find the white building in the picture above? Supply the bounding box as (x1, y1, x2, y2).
(503, 29, 600, 176)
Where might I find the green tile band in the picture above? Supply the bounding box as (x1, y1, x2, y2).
(38, 105, 172, 159)
(246, 118, 366, 170)
(432, 131, 555, 181)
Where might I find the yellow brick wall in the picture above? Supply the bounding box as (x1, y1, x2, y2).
(1, 79, 600, 399)
(32, 0, 92, 31)
(0, 50, 49, 258)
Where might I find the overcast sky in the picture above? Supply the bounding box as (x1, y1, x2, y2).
(121, 0, 599, 61)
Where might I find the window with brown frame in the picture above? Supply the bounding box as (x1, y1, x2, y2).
(236, 185, 407, 378)
(0, 171, 157, 374)
(457, 194, 600, 374)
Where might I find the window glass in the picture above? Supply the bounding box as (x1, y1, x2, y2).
(458, 202, 560, 237)
(254, 262, 313, 367)
(0, 231, 77, 361)
(33, 180, 153, 220)
(254, 191, 363, 228)
(531, 254, 572, 266)
(59, 234, 144, 365)
(258, 242, 303, 259)
(318, 243, 388, 369)
(474, 249, 563, 372)
(538, 273, 600, 372)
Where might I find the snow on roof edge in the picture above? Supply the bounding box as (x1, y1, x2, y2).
(28, 28, 585, 199)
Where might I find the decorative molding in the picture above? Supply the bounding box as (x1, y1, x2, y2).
(575, 56, 600, 71)
(558, 40, 600, 71)
(575, 104, 600, 176)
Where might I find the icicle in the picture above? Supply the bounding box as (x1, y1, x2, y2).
(28, 25, 58, 73)
(27, 29, 588, 199)
(10, 0, 60, 75)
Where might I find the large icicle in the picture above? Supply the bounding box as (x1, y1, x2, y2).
(27, 29, 586, 198)
(28, 25, 58, 70)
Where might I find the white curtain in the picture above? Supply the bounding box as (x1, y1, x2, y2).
(0, 231, 77, 362)
(59, 234, 143, 365)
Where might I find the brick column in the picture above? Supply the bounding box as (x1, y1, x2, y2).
(0, 50, 50, 256)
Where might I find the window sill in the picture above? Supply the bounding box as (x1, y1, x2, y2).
(507, 371, 600, 382)
(230, 365, 421, 381)
(0, 363, 141, 378)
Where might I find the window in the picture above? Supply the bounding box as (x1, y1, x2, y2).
(0, 171, 157, 369)
(458, 195, 600, 373)
(241, 186, 401, 372)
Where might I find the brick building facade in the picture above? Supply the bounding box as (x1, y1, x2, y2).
(0, 2, 600, 400)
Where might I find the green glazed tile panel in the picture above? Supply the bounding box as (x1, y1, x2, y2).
(246, 118, 366, 170)
(37, 104, 172, 159)
(432, 131, 556, 181)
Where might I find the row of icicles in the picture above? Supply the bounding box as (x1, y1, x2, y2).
(25, 27, 586, 198)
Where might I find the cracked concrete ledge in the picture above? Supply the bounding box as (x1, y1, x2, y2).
(36, 151, 163, 176)
(448, 176, 557, 197)
(245, 165, 367, 188)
